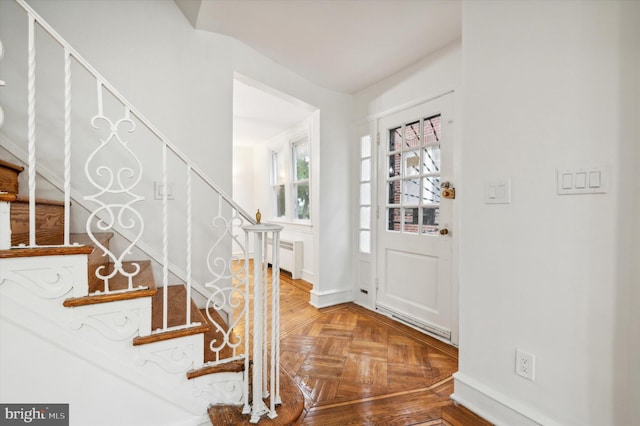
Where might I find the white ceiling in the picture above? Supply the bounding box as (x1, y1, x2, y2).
(174, 0, 462, 145)
(233, 79, 315, 146)
(177, 0, 462, 94)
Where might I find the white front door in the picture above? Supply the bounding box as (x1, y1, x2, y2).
(376, 94, 454, 340)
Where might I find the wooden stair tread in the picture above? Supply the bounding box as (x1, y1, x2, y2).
(0, 244, 94, 258)
(63, 260, 157, 307)
(132, 285, 209, 346)
(187, 359, 245, 380)
(184, 307, 241, 379)
(0, 159, 25, 173)
(207, 370, 304, 425)
(0, 193, 17, 202)
(0, 232, 113, 259)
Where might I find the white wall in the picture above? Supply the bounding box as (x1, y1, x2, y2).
(232, 42, 353, 306)
(241, 117, 317, 283)
(4, 0, 353, 306)
(455, 1, 639, 425)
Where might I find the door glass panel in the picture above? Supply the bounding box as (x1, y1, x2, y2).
(424, 115, 441, 144)
(403, 207, 419, 234)
(361, 158, 371, 181)
(389, 127, 402, 151)
(403, 150, 420, 177)
(388, 153, 401, 177)
(422, 207, 440, 234)
(360, 182, 371, 205)
(360, 206, 371, 229)
(405, 121, 421, 148)
(361, 135, 371, 158)
(388, 180, 400, 205)
(402, 178, 420, 205)
(387, 207, 401, 232)
(422, 146, 440, 174)
(384, 113, 443, 236)
(423, 176, 440, 204)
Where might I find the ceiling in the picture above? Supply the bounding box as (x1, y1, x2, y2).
(176, 0, 462, 94)
(174, 0, 462, 145)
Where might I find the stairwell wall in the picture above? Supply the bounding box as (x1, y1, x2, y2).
(7, 0, 354, 305)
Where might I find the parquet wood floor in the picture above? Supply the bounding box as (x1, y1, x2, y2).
(213, 263, 490, 425)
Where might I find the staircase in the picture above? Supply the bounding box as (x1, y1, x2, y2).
(1, 157, 303, 426)
(0, 0, 302, 424)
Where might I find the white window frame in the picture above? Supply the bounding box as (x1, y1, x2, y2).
(268, 127, 312, 225)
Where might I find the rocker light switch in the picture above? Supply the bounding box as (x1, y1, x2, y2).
(485, 179, 512, 204)
(557, 167, 608, 195)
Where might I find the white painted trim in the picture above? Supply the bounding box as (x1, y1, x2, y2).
(301, 269, 314, 284)
(0, 200, 11, 249)
(309, 288, 353, 308)
(452, 372, 562, 426)
(367, 89, 455, 122)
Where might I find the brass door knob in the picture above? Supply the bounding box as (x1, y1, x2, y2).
(439, 228, 449, 235)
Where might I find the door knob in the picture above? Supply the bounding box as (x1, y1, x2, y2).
(439, 228, 449, 235)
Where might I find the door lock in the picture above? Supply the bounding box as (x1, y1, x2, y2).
(441, 181, 456, 199)
(439, 228, 449, 235)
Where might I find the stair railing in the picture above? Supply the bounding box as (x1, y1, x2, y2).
(2, 1, 281, 416)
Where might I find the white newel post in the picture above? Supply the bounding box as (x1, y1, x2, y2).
(243, 222, 282, 424)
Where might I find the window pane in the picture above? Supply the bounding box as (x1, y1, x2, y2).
(403, 150, 420, 177)
(387, 180, 400, 205)
(388, 153, 401, 177)
(405, 121, 420, 148)
(361, 135, 371, 158)
(423, 176, 441, 204)
(360, 182, 371, 205)
(361, 158, 371, 182)
(389, 127, 402, 151)
(403, 207, 419, 234)
(275, 185, 285, 217)
(422, 207, 440, 234)
(387, 207, 401, 232)
(294, 183, 310, 220)
(293, 142, 310, 180)
(359, 230, 370, 254)
(422, 145, 440, 174)
(424, 115, 441, 144)
(274, 150, 286, 184)
(360, 206, 370, 229)
(402, 178, 420, 205)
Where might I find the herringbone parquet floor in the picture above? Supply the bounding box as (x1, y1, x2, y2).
(211, 264, 490, 425)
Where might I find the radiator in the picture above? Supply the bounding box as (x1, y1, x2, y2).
(266, 238, 303, 279)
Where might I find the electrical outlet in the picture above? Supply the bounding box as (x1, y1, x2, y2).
(515, 349, 535, 381)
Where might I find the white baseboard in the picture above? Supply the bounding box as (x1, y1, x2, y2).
(452, 372, 561, 426)
(309, 288, 353, 308)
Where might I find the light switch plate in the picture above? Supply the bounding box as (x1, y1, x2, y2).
(485, 179, 511, 204)
(557, 167, 608, 195)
